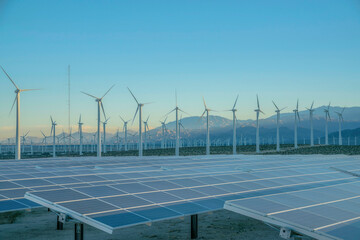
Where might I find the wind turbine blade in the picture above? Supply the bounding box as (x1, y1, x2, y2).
(164, 116, 168, 124)
(50, 115, 54, 124)
(119, 115, 126, 123)
(310, 101, 314, 110)
(146, 115, 150, 122)
(50, 125, 54, 136)
(40, 130, 46, 137)
(9, 96, 17, 115)
(233, 94, 239, 109)
(165, 108, 176, 117)
(280, 107, 287, 111)
(297, 112, 300, 121)
(127, 87, 139, 104)
(81, 91, 98, 99)
(296, 99, 299, 110)
(200, 110, 206, 119)
(101, 102, 106, 119)
(21, 89, 41, 92)
(202, 97, 207, 109)
(328, 112, 331, 121)
(0, 66, 19, 89)
(257, 95, 259, 109)
(272, 101, 279, 110)
(25, 131, 30, 137)
(341, 107, 345, 114)
(79, 114, 82, 123)
(132, 106, 139, 125)
(101, 84, 115, 99)
(143, 102, 154, 105)
(260, 110, 265, 115)
(328, 102, 331, 110)
(175, 89, 178, 107)
(179, 108, 190, 116)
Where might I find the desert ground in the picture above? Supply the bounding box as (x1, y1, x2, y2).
(0, 208, 283, 240)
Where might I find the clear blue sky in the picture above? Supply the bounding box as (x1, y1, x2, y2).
(0, 0, 360, 138)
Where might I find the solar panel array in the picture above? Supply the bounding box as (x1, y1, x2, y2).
(1, 154, 360, 238)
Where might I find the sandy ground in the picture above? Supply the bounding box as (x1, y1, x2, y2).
(0, 208, 283, 240)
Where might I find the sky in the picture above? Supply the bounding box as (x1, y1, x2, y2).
(0, 0, 360, 138)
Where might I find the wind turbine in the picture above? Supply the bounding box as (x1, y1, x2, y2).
(324, 103, 331, 145)
(178, 115, 186, 147)
(306, 101, 315, 146)
(335, 108, 345, 146)
(254, 95, 264, 153)
(21, 131, 30, 154)
(102, 117, 110, 154)
(40, 130, 50, 154)
(228, 95, 239, 155)
(78, 115, 84, 155)
(50, 116, 57, 158)
(128, 87, 151, 157)
(165, 91, 188, 156)
(81, 85, 114, 157)
(120, 115, 130, 151)
(200, 97, 214, 155)
(143, 115, 150, 150)
(1, 66, 39, 160)
(293, 100, 301, 149)
(272, 101, 286, 152)
(160, 117, 168, 149)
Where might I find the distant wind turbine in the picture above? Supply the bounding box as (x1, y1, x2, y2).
(324, 103, 331, 145)
(21, 131, 30, 154)
(143, 115, 150, 150)
(293, 100, 301, 149)
(78, 115, 84, 155)
(81, 85, 114, 157)
(50, 116, 57, 158)
(165, 91, 187, 156)
(1, 66, 39, 160)
(128, 87, 151, 157)
(200, 97, 214, 155)
(160, 117, 168, 149)
(227, 95, 239, 155)
(272, 101, 286, 152)
(306, 101, 315, 146)
(254, 95, 264, 153)
(335, 108, 345, 146)
(120, 115, 130, 151)
(102, 117, 110, 153)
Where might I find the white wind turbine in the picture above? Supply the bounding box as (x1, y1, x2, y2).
(50, 116, 57, 158)
(102, 117, 110, 154)
(81, 85, 114, 157)
(40, 130, 50, 153)
(78, 115, 84, 155)
(335, 108, 345, 146)
(165, 91, 187, 156)
(160, 117, 168, 149)
(1, 66, 39, 160)
(306, 101, 315, 146)
(178, 115, 186, 147)
(228, 95, 239, 155)
(254, 95, 264, 153)
(21, 131, 30, 154)
(200, 97, 214, 155)
(120, 115, 130, 151)
(324, 103, 331, 145)
(293, 99, 300, 149)
(272, 101, 286, 152)
(128, 87, 151, 157)
(143, 115, 150, 150)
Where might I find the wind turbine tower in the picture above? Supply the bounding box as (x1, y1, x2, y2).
(272, 101, 286, 152)
(50, 116, 57, 158)
(143, 116, 150, 150)
(120, 116, 130, 151)
(324, 103, 331, 145)
(229, 95, 239, 155)
(102, 117, 110, 153)
(201, 97, 213, 155)
(254, 95, 264, 153)
(335, 108, 345, 146)
(306, 101, 315, 146)
(293, 100, 300, 149)
(81, 85, 114, 157)
(78, 115, 84, 155)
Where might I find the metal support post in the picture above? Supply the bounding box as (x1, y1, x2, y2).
(57, 215, 63, 230)
(191, 214, 198, 239)
(74, 222, 84, 240)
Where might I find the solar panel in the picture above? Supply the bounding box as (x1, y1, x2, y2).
(0, 154, 359, 239)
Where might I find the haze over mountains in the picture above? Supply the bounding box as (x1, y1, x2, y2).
(2, 106, 360, 144)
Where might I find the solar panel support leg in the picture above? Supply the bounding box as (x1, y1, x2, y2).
(191, 214, 198, 239)
(57, 216, 63, 230)
(74, 222, 84, 240)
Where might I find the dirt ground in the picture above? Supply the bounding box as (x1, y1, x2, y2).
(0, 208, 283, 240)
